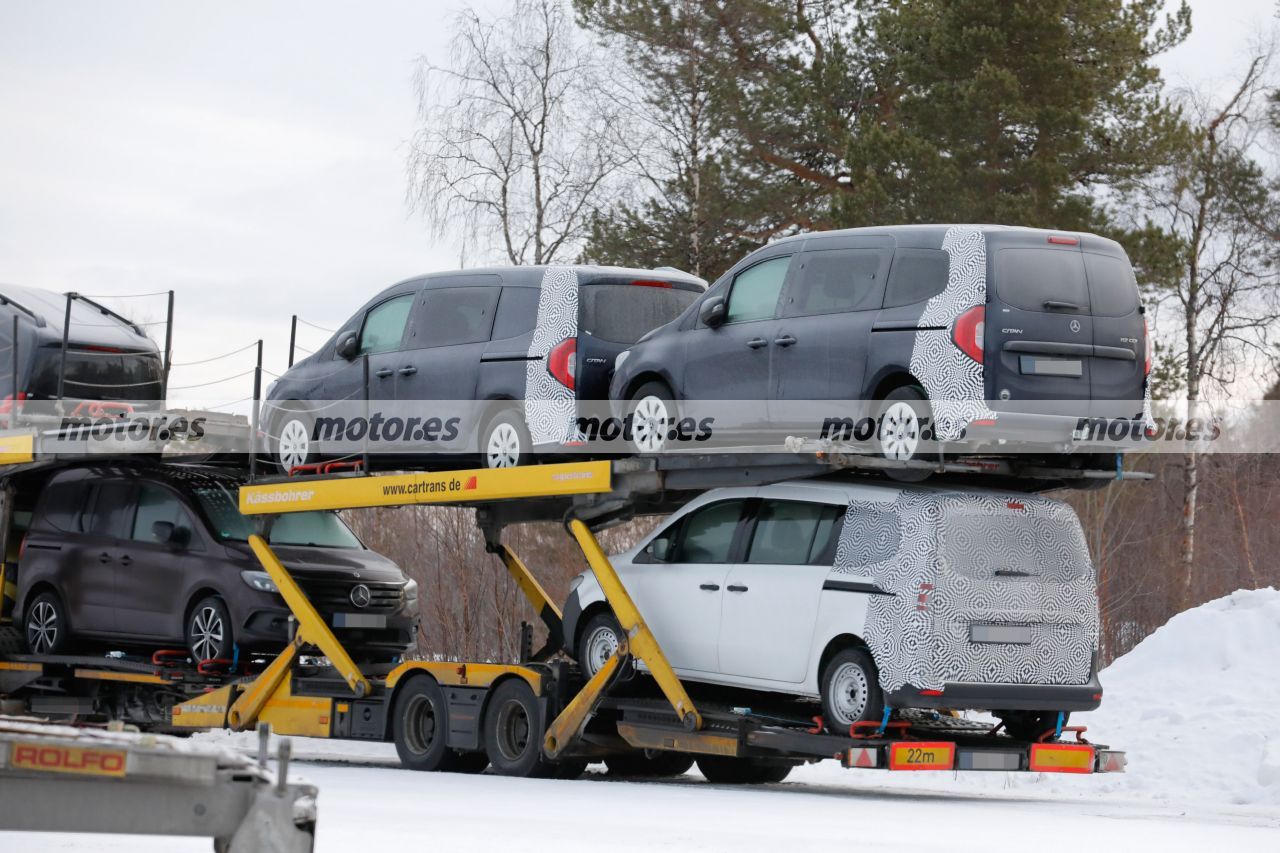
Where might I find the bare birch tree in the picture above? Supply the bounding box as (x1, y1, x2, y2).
(406, 0, 627, 265)
(1130, 47, 1280, 608)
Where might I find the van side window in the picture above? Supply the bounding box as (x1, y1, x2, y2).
(747, 500, 845, 565)
(412, 287, 499, 348)
(1083, 253, 1139, 317)
(837, 502, 902, 567)
(669, 500, 746, 563)
(359, 294, 414, 354)
(132, 485, 200, 548)
(726, 256, 791, 323)
(491, 287, 541, 340)
(81, 482, 134, 539)
(35, 480, 87, 533)
(785, 249, 888, 316)
(884, 249, 949, 308)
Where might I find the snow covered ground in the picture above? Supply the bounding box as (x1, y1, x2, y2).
(4, 588, 1279, 851)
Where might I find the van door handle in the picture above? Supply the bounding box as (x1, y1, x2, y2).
(773, 334, 797, 347)
(727, 584, 749, 593)
(374, 368, 394, 378)
(699, 583, 720, 591)
(118, 555, 132, 566)
(746, 338, 768, 349)
(98, 552, 112, 563)
(1044, 301, 1082, 311)
(398, 366, 418, 376)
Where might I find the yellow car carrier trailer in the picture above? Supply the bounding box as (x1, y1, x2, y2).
(1, 452, 1128, 784)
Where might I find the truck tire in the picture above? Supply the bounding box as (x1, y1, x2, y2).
(605, 751, 694, 778)
(483, 678, 555, 778)
(696, 755, 793, 785)
(819, 646, 884, 732)
(998, 710, 1069, 742)
(393, 675, 459, 772)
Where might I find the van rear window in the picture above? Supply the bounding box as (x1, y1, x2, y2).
(1083, 253, 1140, 317)
(28, 349, 163, 401)
(994, 249, 1089, 313)
(580, 284, 698, 344)
(940, 507, 1090, 583)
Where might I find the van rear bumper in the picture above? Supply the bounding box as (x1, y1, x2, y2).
(965, 410, 1147, 450)
(886, 658, 1103, 713)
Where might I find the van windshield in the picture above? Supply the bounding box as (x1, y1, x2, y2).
(191, 484, 364, 549)
(579, 283, 699, 343)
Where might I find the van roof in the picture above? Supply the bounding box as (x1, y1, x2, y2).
(766, 224, 1126, 255)
(762, 475, 1068, 506)
(386, 265, 707, 292)
(0, 283, 157, 350)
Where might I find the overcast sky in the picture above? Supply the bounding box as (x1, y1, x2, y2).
(0, 0, 1275, 401)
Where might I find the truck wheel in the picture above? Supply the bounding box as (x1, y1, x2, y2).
(24, 591, 72, 655)
(820, 647, 884, 732)
(577, 611, 623, 680)
(696, 756, 793, 785)
(452, 751, 489, 774)
(605, 751, 694, 778)
(186, 596, 233, 663)
(393, 675, 458, 772)
(998, 710, 1068, 742)
(483, 678, 555, 778)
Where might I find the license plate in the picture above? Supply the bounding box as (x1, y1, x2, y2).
(970, 624, 1032, 644)
(1019, 355, 1082, 377)
(333, 613, 386, 629)
(888, 742, 955, 771)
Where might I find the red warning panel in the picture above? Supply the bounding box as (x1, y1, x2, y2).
(888, 741, 955, 771)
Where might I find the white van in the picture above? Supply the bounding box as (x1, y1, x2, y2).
(562, 478, 1102, 740)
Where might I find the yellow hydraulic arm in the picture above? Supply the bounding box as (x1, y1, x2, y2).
(225, 535, 371, 730)
(543, 518, 702, 758)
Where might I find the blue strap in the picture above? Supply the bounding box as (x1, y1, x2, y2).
(232, 644, 241, 672)
(1054, 711, 1065, 739)
(1115, 452, 1124, 481)
(877, 706, 892, 736)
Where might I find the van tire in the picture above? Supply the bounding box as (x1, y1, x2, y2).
(627, 381, 676, 455)
(274, 406, 318, 474)
(696, 756, 793, 785)
(876, 386, 932, 481)
(481, 410, 532, 469)
(393, 675, 458, 772)
(24, 590, 73, 656)
(483, 678, 555, 778)
(819, 646, 884, 732)
(186, 596, 233, 663)
(577, 612, 623, 680)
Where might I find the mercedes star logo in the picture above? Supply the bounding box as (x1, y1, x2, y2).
(350, 584, 371, 609)
(1070, 319, 1081, 333)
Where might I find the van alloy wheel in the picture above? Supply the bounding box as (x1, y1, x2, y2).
(190, 605, 225, 661)
(26, 600, 58, 654)
(486, 422, 522, 468)
(278, 418, 311, 472)
(879, 401, 920, 461)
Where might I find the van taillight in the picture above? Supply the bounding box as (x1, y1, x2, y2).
(1048, 235, 1079, 245)
(0, 392, 27, 414)
(951, 306, 985, 363)
(19, 534, 27, 559)
(1143, 317, 1152, 376)
(547, 338, 577, 391)
(630, 279, 673, 288)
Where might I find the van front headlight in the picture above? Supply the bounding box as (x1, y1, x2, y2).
(240, 570, 279, 593)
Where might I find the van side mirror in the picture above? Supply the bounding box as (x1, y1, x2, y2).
(649, 537, 673, 562)
(699, 296, 727, 329)
(336, 331, 359, 360)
